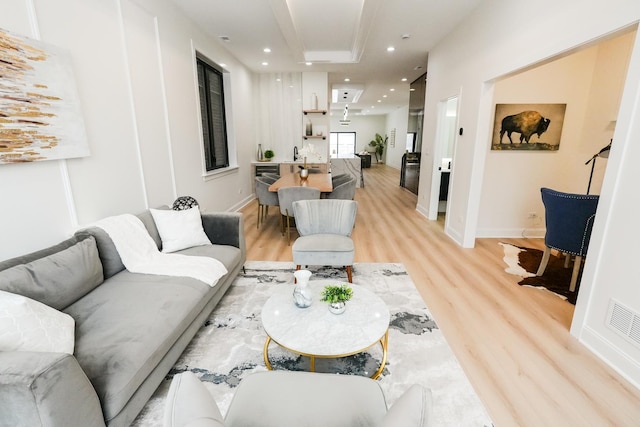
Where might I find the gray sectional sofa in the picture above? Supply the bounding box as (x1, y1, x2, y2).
(0, 208, 245, 427)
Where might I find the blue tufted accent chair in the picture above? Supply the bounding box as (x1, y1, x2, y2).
(536, 187, 600, 292)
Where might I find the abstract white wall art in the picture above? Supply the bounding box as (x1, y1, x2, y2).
(0, 28, 89, 164)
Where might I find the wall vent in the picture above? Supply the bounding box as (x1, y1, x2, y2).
(607, 299, 640, 348)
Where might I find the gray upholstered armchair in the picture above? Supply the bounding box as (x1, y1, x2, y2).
(164, 371, 432, 427)
(291, 199, 357, 282)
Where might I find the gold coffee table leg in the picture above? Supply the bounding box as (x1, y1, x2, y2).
(265, 331, 388, 379)
(264, 336, 273, 370)
(371, 329, 389, 380)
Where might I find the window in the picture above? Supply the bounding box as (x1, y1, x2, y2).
(197, 57, 229, 171)
(329, 132, 356, 158)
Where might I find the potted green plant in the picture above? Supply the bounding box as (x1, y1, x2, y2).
(368, 133, 388, 163)
(264, 149, 275, 161)
(320, 284, 353, 315)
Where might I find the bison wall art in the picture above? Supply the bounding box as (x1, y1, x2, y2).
(491, 103, 566, 151)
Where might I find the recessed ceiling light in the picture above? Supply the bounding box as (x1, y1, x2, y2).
(344, 78, 350, 82)
(263, 48, 271, 53)
(261, 62, 268, 66)
(377, 100, 382, 103)
(276, 78, 281, 82)
(383, 95, 388, 98)
(401, 34, 411, 40)
(390, 88, 395, 92)
(401, 78, 407, 82)
(387, 46, 395, 52)
(305, 62, 312, 66)
(409, 88, 416, 91)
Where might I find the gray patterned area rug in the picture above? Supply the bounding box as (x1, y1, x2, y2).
(133, 262, 492, 426)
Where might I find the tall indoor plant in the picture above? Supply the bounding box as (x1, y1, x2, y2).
(369, 133, 388, 163)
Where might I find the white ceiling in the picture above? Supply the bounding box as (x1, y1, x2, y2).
(168, 0, 482, 115)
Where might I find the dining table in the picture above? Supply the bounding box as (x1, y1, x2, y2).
(268, 172, 333, 192)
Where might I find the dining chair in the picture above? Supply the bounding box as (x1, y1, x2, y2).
(326, 176, 356, 200)
(255, 177, 279, 229)
(261, 172, 280, 182)
(292, 199, 357, 282)
(277, 187, 321, 245)
(536, 187, 599, 292)
(331, 173, 351, 187)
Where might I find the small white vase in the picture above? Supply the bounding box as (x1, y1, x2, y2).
(293, 270, 313, 308)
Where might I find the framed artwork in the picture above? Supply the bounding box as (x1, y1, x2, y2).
(491, 103, 566, 151)
(0, 28, 89, 164)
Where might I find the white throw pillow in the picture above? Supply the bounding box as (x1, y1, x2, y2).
(150, 207, 212, 253)
(0, 290, 75, 354)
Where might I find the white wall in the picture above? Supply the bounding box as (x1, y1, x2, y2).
(329, 114, 386, 156)
(385, 106, 410, 170)
(254, 72, 302, 163)
(476, 32, 634, 238)
(419, 0, 640, 388)
(301, 72, 329, 162)
(329, 108, 408, 170)
(0, 0, 256, 261)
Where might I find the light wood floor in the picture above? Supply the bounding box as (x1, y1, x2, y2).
(240, 164, 640, 426)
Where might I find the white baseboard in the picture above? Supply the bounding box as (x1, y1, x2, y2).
(229, 194, 255, 213)
(475, 227, 545, 239)
(415, 204, 429, 218)
(579, 325, 640, 392)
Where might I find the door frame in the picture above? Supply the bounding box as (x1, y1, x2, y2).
(428, 95, 460, 221)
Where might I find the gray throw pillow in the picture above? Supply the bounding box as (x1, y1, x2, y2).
(75, 227, 125, 280)
(0, 236, 104, 310)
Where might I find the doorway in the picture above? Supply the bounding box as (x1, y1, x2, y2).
(401, 74, 427, 194)
(429, 96, 458, 221)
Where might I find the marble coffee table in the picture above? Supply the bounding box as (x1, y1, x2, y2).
(261, 281, 390, 379)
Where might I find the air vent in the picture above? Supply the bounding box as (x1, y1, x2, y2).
(607, 299, 640, 348)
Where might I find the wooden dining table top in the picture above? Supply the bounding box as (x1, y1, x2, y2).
(268, 173, 333, 192)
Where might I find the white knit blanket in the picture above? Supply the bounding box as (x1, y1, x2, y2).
(90, 214, 227, 286)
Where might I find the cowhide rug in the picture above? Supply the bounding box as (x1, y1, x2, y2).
(500, 243, 579, 304)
